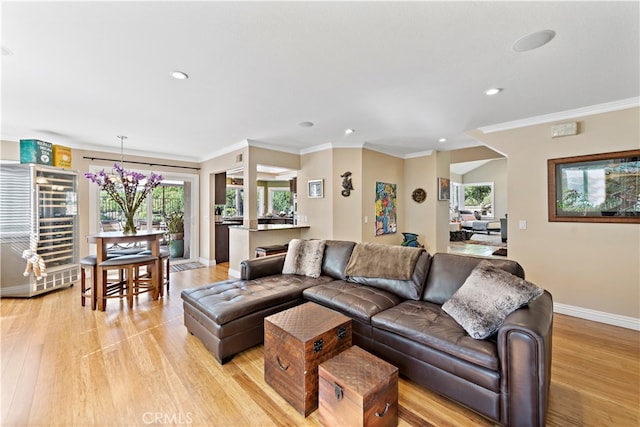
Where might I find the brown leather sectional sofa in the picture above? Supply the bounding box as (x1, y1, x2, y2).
(181, 240, 553, 427)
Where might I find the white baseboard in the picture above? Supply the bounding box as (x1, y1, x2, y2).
(554, 303, 640, 331)
(198, 257, 216, 267)
(228, 268, 241, 278)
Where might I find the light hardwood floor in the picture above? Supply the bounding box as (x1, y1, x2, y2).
(448, 232, 506, 258)
(1, 264, 638, 426)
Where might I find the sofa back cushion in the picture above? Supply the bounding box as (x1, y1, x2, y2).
(321, 240, 356, 280)
(346, 243, 423, 280)
(442, 260, 543, 339)
(422, 253, 525, 304)
(282, 239, 326, 278)
(347, 250, 431, 300)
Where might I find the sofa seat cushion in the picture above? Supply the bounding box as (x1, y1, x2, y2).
(303, 280, 402, 324)
(371, 300, 499, 371)
(181, 274, 334, 325)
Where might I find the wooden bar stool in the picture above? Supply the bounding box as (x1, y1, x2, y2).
(107, 247, 147, 256)
(137, 247, 170, 296)
(98, 255, 159, 309)
(80, 253, 121, 309)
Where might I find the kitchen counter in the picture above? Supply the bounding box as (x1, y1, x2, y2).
(231, 224, 309, 231)
(228, 224, 310, 276)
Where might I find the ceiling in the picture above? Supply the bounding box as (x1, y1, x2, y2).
(2, 1, 638, 163)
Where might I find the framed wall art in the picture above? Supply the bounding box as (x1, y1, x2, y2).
(308, 179, 324, 198)
(375, 181, 397, 235)
(548, 149, 640, 223)
(438, 177, 451, 201)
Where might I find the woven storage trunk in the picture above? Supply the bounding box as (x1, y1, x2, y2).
(264, 302, 352, 416)
(319, 346, 399, 427)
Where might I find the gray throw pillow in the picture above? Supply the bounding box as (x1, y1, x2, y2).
(442, 260, 543, 339)
(282, 239, 326, 278)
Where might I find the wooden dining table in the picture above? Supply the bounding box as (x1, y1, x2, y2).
(86, 230, 165, 311)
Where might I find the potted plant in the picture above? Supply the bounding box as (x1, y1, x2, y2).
(166, 211, 184, 258)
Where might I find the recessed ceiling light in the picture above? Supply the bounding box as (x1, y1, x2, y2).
(171, 70, 189, 80)
(512, 30, 556, 52)
(344, 129, 355, 135)
(298, 121, 314, 128)
(485, 87, 503, 96)
(438, 138, 447, 143)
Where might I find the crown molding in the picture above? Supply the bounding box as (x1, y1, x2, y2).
(300, 141, 366, 155)
(201, 139, 249, 161)
(202, 140, 437, 162)
(246, 139, 301, 155)
(404, 149, 434, 159)
(332, 141, 366, 149)
(300, 142, 333, 155)
(362, 142, 404, 158)
(301, 141, 435, 159)
(478, 97, 640, 134)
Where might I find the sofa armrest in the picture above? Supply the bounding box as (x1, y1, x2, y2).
(240, 254, 286, 280)
(497, 290, 553, 427)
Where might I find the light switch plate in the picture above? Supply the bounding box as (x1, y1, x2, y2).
(551, 122, 578, 138)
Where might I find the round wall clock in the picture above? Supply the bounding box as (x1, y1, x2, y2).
(412, 188, 427, 203)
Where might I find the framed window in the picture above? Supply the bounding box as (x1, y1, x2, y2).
(548, 150, 640, 223)
(225, 187, 243, 217)
(226, 186, 268, 217)
(461, 182, 494, 217)
(257, 187, 265, 216)
(450, 181, 462, 217)
(268, 187, 291, 214)
(451, 182, 494, 217)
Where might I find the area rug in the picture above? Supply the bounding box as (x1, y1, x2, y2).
(170, 262, 206, 273)
(492, 248, 508, 257)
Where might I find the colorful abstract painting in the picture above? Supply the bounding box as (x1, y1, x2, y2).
(375, 181, 397, 235)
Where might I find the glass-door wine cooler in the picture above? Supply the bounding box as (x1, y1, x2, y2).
(0, 164, 79, 297)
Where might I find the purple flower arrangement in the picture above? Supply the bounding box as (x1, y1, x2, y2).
(84, 163, 163, 233)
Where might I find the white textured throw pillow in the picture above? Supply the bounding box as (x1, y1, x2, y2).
(442, 260, 543, 339)
(282, 239, 326, 278)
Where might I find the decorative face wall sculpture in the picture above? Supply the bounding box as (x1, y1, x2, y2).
(340, 171, 353, 197)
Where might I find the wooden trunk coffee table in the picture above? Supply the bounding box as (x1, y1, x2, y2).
(264, 302, 352, 416)
(319, 345, 399, 427)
